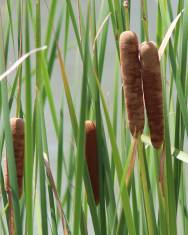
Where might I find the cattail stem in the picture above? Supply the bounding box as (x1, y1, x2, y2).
(8, 191, 15, 235)
(123, 1, 130, 31)
(141, 0, 149, 42)
(137, 137, 157, 234)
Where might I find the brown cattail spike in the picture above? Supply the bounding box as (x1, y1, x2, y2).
(85, 121, 99, 205)
(119, 31, 145, 138)
(4, 117, 25, 197)
(140, 41, 164, 149)
(4, 118, 24, 235)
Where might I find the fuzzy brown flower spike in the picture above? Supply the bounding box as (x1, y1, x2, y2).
(4, 117, 25, 197)
(119, 31, 145, 138)
(140, 41, 164, 149)
(4, 117, 24, 235)
(85, 121, 99, 205)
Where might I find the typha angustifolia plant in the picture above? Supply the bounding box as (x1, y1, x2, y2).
(85, 120, 99, 205)
(4, 118, 24, 235)
(119, 31, 145, 138)
(140, 41, 164, 149)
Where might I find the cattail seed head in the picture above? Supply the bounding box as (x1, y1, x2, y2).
(140, 41, 164, 148)
(85, 121, 99, 205)
(119, 31, 145, 138)
(4, 117, 25, 197)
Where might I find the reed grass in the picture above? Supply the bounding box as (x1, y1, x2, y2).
(0, 0, 188, 234)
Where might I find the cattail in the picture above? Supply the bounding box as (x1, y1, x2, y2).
(119, 31, 145, 138)
(85, 121, 99, 205)
(4, 118, 24, 235)
(140, 41, 164, 148)
(4, 117, 25, 197)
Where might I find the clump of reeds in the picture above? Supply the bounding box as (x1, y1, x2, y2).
(85, 120, 99, 205)
(119, 31, 145, 138)
(4, 117, 25, 235)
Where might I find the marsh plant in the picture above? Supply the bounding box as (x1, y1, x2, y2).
(0, 0, 188, 235)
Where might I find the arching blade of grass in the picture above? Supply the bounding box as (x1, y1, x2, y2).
(158, 10, 183, 60)
(0, 46, 47, 82)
